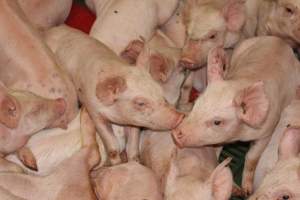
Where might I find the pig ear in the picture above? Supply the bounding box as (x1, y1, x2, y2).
(96, 76, 127, 106)
(278, 127, 300, 161)
(207, 47, 227, 83)
(17, 147, 38, 171)
(234, 81, 269, 128)
(149, 54, 171, 83)
(210, 157, 233, 200)
(163, 148, 179, 194)
(0, 93, 21, 129)
(222, 0, 246, 32)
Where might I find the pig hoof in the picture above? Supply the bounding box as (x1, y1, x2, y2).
(241, 184, 253, 197)
(108, 151, 122, 165)
(120, 40, 145, 64)
(232, 185, 247, 197)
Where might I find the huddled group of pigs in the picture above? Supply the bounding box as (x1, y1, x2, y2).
(1, 0, 300, 199)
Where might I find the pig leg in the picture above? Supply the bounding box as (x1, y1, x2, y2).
(178, 71, 194, 112)
(0, 156, 23, 173)
(17, 147, 38, 171)
(242, 136, 271, 196)
(120, 39, 145, 64)
(125, 126, 141, 162)
(92, 113, 122, 165)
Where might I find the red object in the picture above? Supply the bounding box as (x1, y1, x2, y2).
(65, 3, 96, 33)
(189, 87, 200, 102)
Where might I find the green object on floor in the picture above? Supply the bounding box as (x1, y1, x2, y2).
(219, 142, 250, 200)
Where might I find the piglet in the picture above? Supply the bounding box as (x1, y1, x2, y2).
(0, 108, 100, 200)
(92, 161, 163, 200)
(172, 36, 300, 195)
(45, 25, 184, 165)
(249, 127, 300, 200)
(86, 0, 179, 64)
(17, 0, 73, 30)
(0, 0, 78, 129)
(140, 132, 233, 200)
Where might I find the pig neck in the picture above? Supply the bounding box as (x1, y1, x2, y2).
(176, 147, 217, 181)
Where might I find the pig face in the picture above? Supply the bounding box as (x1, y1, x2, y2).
(249, 128, 300, 200)
(179, 0, 246, 69)
(94, 67, 184, 131)
(172, 48, 269, 147)
(270, 0, 300, 45)
(137, 45, 186, 106)
(0, 84, 66, 154)
(164, 157, 233, 200)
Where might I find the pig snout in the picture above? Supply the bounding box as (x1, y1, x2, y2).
(152, 106, 184, 131)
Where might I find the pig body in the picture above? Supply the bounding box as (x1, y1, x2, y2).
(140, 132, 233, 200)
(45, 25, 183, 165)
(249, 127, 300, 200)
(253, 100, 300, 190)
(244, 0, 300, 48)
(173, 36, 300, 194)
(0, 108, 99, 200)
(17, 0, 72, 30)
(0, 0, 78, 129)
(87, 0, 179, 63)
(92, 161, 163, 200)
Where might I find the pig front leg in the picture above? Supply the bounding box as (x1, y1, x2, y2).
(92, 114, 122, 165)
(120, 39, 145, 64)
(178, 71, 194, 112)
(242, 136, 271, 196)
(17, 147, 38, 171)
(125, 126, 141, 162)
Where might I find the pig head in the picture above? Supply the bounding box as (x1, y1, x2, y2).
(91, 161, 163, 200)
(0, 82, 66, 155)
(179, 0, 246, 69)
(255, 0, 300, 47)
(249, 127, 300, 200)
(172, 47, 271, 147)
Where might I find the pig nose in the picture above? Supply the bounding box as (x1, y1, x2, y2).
(54, 98, 67, 116)
(179, 58, 198, 69)
(171, 128, 184, 148)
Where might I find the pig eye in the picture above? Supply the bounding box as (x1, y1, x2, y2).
(133, 97, 150, 111)
(214, 120, 222, 126)
(278, 194, 290, 200)
(284, 6, 294, 15)
(207, 32, 218, 40)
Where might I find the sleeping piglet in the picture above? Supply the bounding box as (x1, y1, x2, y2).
(172, 36, 300, 195)
(45, 25, 184, 165)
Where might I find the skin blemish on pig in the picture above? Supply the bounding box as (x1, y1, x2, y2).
(49, 88, 56, 93)
(114, 10, 118, 14)
(287, 124, 291, 128)
(223, 64, 226, 71)
(241, 102, 247, 114)
(109, 151, 118, 159)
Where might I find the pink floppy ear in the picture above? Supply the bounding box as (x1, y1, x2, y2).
(278, 127, 300, 161)
(222, 0, 246, 32)
(210, 157, 233, 200)
(234, 81, 269, 128)
(207, 47, 227, 83)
